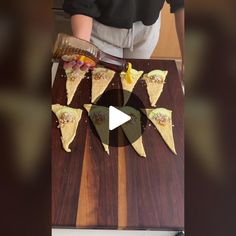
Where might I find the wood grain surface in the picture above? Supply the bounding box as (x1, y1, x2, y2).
(52, 59, 184, 230)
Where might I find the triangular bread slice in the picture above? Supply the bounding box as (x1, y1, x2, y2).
(52, 104, 83, 152)
(91, 67, 115, 103)
(142, 108, 176, 155)
(120, 106, 146, 157)
(143, 70, 168, 107)
(120, 69, 143, 105)
(64, 63, 87, 105)
(84, 104, 109, 154)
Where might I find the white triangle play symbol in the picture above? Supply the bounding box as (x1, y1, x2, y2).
(109, 106, 131, 131)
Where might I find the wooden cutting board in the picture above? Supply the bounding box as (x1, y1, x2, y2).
(52, 59, 184, 230)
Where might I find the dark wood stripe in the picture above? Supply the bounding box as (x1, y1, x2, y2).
(51, 108, 87, 226)
(124, 60, 184, 230)
(52, 62, 90, 226)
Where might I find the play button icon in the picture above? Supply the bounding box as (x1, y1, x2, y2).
(87, 88, 147, 147)
(109, 106, 131, 131)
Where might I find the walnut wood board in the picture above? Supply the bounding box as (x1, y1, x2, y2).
(52, 59, 184, 230)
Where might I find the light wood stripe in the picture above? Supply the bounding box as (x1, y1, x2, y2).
(76, 129, 99, 227)
(118, 131, 127, 228)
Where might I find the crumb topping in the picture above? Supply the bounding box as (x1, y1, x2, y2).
(147, 75, 164, 83)
(58, 112, 75, 128)
(92, 112, 105, 124)
(152, 113, 170, 126)
(93, 71, 108, 80)
(69, 71, 83, 81)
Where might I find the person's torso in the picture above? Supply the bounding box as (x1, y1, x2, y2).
(95, 0, 165, 28)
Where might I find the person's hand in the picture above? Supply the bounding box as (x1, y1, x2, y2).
(62, 55, 95, 72)
(75, 60, 94, 71)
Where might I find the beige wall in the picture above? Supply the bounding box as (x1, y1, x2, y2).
(151, 3, 181, 60)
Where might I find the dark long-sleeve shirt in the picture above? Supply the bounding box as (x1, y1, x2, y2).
(63, 0, 184, 29)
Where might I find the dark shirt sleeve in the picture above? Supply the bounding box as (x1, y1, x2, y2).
(63, 0, 101, 18)
(166, 0, 184, 13)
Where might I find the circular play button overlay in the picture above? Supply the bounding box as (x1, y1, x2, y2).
(85, 89, 147, 148)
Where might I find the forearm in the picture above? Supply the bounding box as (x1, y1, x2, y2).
(174, 8, 184, 59)
(71, 14, 93, 41)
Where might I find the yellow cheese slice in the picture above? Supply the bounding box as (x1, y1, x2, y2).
(142, 108, 176, 155)
(65, 68, 87, 105)
(84, 104, 110, 154)
(91, 67, 115, 103)
(120, 106, 146, 157)
(143, 70, 168, 107)
(52, 104, 83, 152)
